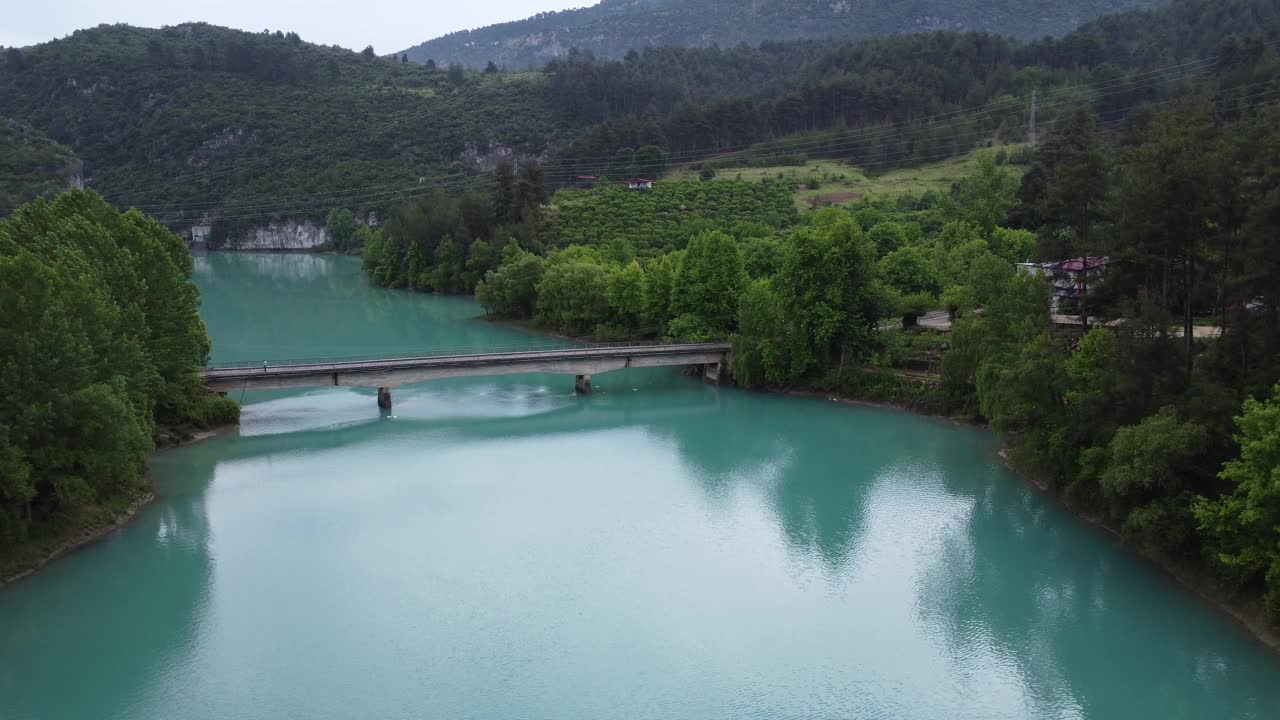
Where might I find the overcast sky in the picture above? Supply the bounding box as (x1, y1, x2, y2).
(2, 0, 590, 52)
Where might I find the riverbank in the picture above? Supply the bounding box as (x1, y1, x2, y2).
(794, 380, 1280, 654)
(1002, 452, 1280, 655)
(0, 422, 236, 590)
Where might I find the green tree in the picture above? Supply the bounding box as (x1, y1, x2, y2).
(634, 145, 667, 178)
(430, 235, 465, 293)
(536, 260, 609, 334)
(513, 162, 549, 224)
(606, 260, 647, 330)
(732, 279, 784, 388)
(867, 222, 906, 258)
(764, 210, 882, 384)
(493, 160, 516, 225)
(1195, 385, 1280, 620)
(879, 245, 942, 326)
(949, 152, 1019, 233)
(671, 230, 746, 334)
(988, 226, 1036, 264)
(476, 245, 544, 318)
(642, 252, 681, 331)
(1100, 407, 1207, 550)
(326, 208, 358, 252)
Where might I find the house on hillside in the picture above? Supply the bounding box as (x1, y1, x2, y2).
(1017, 256, 1110, 314)
(626, 178, 654, 190)
(574, 175, 598, 188)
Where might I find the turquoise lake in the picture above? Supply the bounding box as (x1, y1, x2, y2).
(2, 252, 1278, 720)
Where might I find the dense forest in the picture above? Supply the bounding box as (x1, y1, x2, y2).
(401, 0, 1161, 69)
(1, 0, 1277, 243)
(0, 23, 560, 236)
(0, 191, 237, 575)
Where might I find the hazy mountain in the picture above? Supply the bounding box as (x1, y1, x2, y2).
(401, 0, 1165, 69)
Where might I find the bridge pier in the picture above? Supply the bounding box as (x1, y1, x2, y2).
(703, 353, 730, 385)
(575, 374, 592, 395)
(703, 362, 723, 385)
(377, 386, 392, 409)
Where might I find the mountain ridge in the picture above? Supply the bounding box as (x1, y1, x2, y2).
(401, 0, 1166, 69)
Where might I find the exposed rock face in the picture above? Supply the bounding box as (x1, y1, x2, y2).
(460, 142, 518, 172)
(228, 220, 328, 250)
(64, 162, 84, 191)
(184, 217, 328, 250)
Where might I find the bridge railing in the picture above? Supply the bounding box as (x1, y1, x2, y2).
(202, 338, 724, 371)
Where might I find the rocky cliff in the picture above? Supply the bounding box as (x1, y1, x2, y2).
(187, 218, 328, 250)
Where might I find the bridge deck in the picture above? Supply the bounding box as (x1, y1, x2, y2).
(202, 342, 732, 392)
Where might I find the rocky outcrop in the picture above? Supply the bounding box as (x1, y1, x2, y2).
(460, 142, 518, 172)
(184, 216, 328, 250)
(229, 219, 328, 250)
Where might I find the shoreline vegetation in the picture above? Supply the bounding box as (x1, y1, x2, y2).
(0, 191, 240, 590)
(0, 422, 236, 589)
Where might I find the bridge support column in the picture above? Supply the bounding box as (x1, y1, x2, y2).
(703, 363, 721, 385)
(575, 374, 592, 395)
(377, 386, 392, 409)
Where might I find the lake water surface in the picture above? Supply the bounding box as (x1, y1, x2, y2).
(2, 252, 1278, 720)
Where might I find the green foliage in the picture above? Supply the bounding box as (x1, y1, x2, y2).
(671, 230, 747, 334)
(740, 209, 884, 385)
(325, 208, 358, 252)
(742, 235, 784, 278)
(988, 226, 1036, 263)
(0, 118, 79, 211)
(555, 179, 796, 253)
(404, 0, 1162, 68)
(1195, 385, 1280, 619)
(1100, 407, 1207, 549)
(867, 222, 906, 257)
(0, 190, 224, 546)
(475, 247, 544, 317)
(0, 23, 559, 219)
(535, 260, 609, 335)
(185, 393, 241, 429)
(731, 280, 784, 388)
(606, 261, 647, 329)
(947, 152, 1020, 233)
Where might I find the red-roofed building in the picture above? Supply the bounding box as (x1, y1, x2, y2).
(1017, 256, 1110, 313)
(626, 178, 654, 190)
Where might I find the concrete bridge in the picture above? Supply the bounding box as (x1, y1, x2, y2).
(203, 342, 732, 408)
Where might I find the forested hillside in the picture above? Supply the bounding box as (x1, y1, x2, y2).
(2, 0, 1276, 242)
(0, 119, 81, 210)
(402, 0, 1163, 69)
(0, 23, 559, 235)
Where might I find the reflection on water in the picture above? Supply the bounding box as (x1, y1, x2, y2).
(2, 253, 1279, 720)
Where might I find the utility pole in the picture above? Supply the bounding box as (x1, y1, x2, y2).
(1028, 90, 1038, 150)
